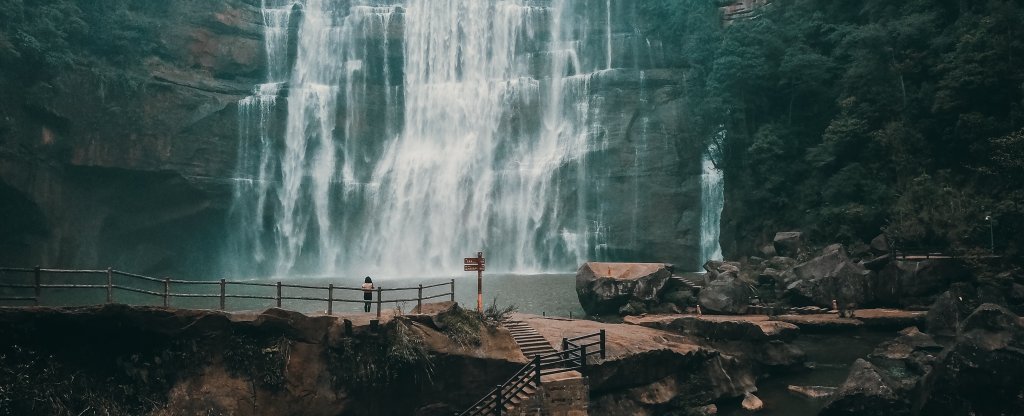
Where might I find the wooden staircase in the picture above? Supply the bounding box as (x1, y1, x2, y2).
(459, 323, 605, 416)
(505, 319, 559, 359)
(462, 384, 538, 415)
(671, 273, 705, 291)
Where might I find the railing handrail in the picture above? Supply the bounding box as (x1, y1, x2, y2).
(565, 332, 602, 343)
(459, 329, 605, 416)
(0, 266, 458, 315)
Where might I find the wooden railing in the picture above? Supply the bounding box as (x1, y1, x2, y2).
(0, 266, 455, 317)
(460, 330, 605, 416)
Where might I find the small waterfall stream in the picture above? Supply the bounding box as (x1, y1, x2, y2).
(699, 138, 725, 269)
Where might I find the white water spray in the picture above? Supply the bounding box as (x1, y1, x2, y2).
(699, 145, 724, 269)
(229, 0, 625, 278)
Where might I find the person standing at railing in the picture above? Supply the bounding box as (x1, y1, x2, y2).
(361, 276, 374, 313)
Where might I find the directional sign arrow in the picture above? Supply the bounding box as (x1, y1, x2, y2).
(464, 265, 485, 271)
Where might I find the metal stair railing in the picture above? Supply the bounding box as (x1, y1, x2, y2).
(459, 329, 606, 416)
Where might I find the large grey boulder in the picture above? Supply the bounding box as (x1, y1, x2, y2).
(925, 284, 978, 337)
(575, 262, 671, 316)
(782, 244, 873, 308)
(698, 275, 752, 314)
(875, 259, 968, 308)
(870, 234, 890, 255)
(917, 304, 1024, 415)
(702, 260, 741, 281)
(773, 232, 804, 257)
(822, 326, 943, 416)
(820, 359, 910, 416)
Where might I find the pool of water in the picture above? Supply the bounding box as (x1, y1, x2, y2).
(718, 330, 894, 416)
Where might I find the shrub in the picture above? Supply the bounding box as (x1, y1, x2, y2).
(436, 304, 483, 347)
(222, 333, 290, 391)
(483, 297, 518, 327)
(329, 319, 433, 391)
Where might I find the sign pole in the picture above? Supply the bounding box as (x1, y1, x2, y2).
(464, 252, 486, 313)
(476, 251, 483, 313)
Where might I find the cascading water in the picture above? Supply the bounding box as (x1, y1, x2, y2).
(699, 145, 725, 269)
(228, 0, 665, 278)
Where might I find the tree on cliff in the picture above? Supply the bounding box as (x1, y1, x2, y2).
(639, 0, 1024, 258)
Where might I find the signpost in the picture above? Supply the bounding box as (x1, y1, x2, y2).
(464, 252, 485, 312)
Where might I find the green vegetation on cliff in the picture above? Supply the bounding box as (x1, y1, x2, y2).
(0, 0, 164, 81)
(640, 0, 1024, 257)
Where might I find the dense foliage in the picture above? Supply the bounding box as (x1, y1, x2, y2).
(0, 0, 164, 81)
(640, 0, 1024, 257)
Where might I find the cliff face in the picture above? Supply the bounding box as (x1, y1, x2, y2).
(0, 0, 261, 275)
(0, 0, 703, 275)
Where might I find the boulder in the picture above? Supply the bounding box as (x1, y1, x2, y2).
(757, 268, 783, 285)
(917, 304, 1024, 415)
(787, 385, 836, 400)
(867, 327, 942, 379)
(872, 258, 948, 307)
(698, 276, 752, 314)
(663, 289, 698, 308)
(759, 243, 778, 258)
(752, 339, 807, 369)
(870, 234, 890, 255)
(765, 256, 797, 271)
(773, 232, 804, 257)
(702, 260, 741, 281)
(925, 285, 977, 337)
(897, 258, 966, 301)
(872, 266, 901, 307)
(741, 393, 764, 411)
(820, 359, 910, 416)
(848, 240, 871, 259)
(1010, 283, 1024, 304)
(688, 404, 718, 416)
(576, 262, 672, 316)
(782, 245, 872, 308)
(862, 254, 891, 271)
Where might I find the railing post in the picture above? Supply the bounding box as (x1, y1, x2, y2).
(163, 278, 170, 307)
(376, 286, 382, 319)
(106, 267, 113, 304)
(450, 278, 455, 302)
(219, 279, 226, 311)
(494, 384, 503, 416)
(327, 284, 334, 315)
(580, 344, 587, 370)
(562, 338, 569, 361)
(600, 329, 606, 359)
(33, 266, 41, 306)
(417, 284, 423, 312)
(276, 281, 282, 308)
(533, 355, 542, 386)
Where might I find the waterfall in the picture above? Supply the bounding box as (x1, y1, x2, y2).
(699, 144, 724, 270)
(228, 0, 626, 278)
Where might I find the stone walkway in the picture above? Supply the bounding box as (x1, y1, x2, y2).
(624, 308, 927, 333)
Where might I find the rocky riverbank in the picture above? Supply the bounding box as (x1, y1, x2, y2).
(575, 233, 1024, 415)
